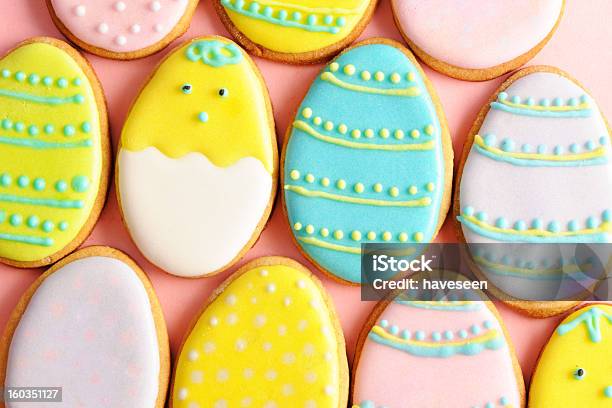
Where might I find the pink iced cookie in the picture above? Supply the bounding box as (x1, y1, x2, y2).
(47, 0, 198, 59)
(352, 297, 525, 407)
(391, 0, 564, 80)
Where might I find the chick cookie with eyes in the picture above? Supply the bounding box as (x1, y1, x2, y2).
(529, 304, 612, 407)
(117, 36, 277, 278)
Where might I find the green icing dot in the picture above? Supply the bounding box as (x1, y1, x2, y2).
(15, 71, 26, 82)
(14, 122, 25, 132)
(57, 77, 68, 88)
(10, 214, 22, 226)
(27, 215, 39, 228)
(17, 175, 29, 188)
(33, 178, 45, 191)
(81, 122, 91, 133)
(63, 125, 75, 137)
(58, 221, 69, 231)
(44, 124, 54, 134)
(28, 74, 40, 85)
(55, 180, 68, 193)
(1, 118, 11, 129)
(71, 175, 90, 192)
(43, 76, 53, 86)
(41, 220, 54, 232)
(28, 125, 39, 136)
(0, 173, 11, 187)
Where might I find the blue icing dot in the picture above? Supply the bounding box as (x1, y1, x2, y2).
(0, 173, 10, 186)
(483, 320, 493, 329)
(444, 330, 453, 340)
(57, 77, 68, 88)
(532, 218, 543, 229)
(500, 138, 514, 152)
(501, 255, 511, 265)
(10, 214, 22, 226)
(521, 144, 532, 153)
(81, 122, 91, 133)
(74, 94, 85, 104)
(63, 125, 75, 137)
(33, 178, 45, 191)
(59, 221, 69, 231)
(17, 175, 29, 188)
(1, 118, 11, 129)
(495, 218, 508, 229)
(27, 215, 39, 228)
(603, 209, 611, 222)
(537, 144, 547, 154)
(540, 98, 551, 107)
(580, 94, 588, 103)
(324, 15, 333, 24)
(553, 97, 564, 106)
(463, 206, 474, 216)
(400, 329, 410, 339)
(263, 6, 273, 17)
(28, 74, 40, 85)
(1, 69, 10, 78)
(431, 331, 442, 342)
(585, 140, 596, 150)
(510, 95, 521, 104)
(554, 145, 564, 155)
(470, 324, 481, 335)
(525, 97, 535, 106)
(55, 180, 67, 193)
(586, 216, 599, 229)
(485, 403, 494, 408)
(483, 134, 496, 146)
(389, 325, 399, 335)
(360, 401, 375, 408)
(307, 14, 316, 25)
(567, 220, 579, 231)
(604, 386, 612, 398)
(234, 0, 244, 7)
(476, 212, 488, 222)
(514, 220, 526, 231)
(73, 77, 82, 86)
(569, 143, 580, 153)
(43, 76, 53, 86)
(42, 220, 54, 233)
(567, 97, 578, 106)
(600, 136, 608, 145)
(15, 71, 26, 82)
(291, 11, 300, 20)
(71, 175, 90, 193)
(548, 221, 561, 233)
(248, 1, 259, 12)
(415, 331, 425, 341)
(497, 92, 508, 101)
(380, 319, 388, 328)
(336, 16, 346, 27)
(278, 9, 288, 20)
(44, 124, 54, 134)
(14, 122, 25, 132)
(198, 111, 209, 123)
(28, 125, 39, 136)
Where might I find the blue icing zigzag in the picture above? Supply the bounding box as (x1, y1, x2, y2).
(283, 42, 446, 283)
(557, 306, 612, 343)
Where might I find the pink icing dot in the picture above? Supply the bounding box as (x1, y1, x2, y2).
(83, 328, 96, 341)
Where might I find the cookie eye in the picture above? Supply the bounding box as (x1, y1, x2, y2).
(218, 88, 228, 97)
(574, 368, 586, 380)
(181, 84, 192, 94)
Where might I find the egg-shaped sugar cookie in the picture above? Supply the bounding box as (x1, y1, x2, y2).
(118, 36, 277, 278)
(171, 256, 348, 408)
(0, 37, 109, 268)
(282, 38, 452, 284)
(0, 246, 170, 408)
(213, 0, 377, 63)
(455, 66, 612, 315)
(391, 0, 564, 80)
(352, 277, 525, 407)
(530, 304, 612, 407)
(47, 0, 199, 60)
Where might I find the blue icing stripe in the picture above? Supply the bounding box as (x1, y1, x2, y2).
(557, 306, 612, 342)
(395, 300, 483, 311)
(284, 43, 445, 283)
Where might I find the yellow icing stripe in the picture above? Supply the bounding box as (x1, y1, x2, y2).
(285, 185, 431, 207)
(298, 236, 361, 254)
(293, 121, 435, 151)
(499, 99, 590, 112)
(371, 325, 500, 347)
(474, 135, 606, 162)
(474, 255, 591, 276)
(256, 0, 364, 14)
(320, 72, 421, 97)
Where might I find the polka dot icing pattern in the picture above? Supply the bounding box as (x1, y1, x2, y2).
(353, 298, 523, 407)
(172, 259, 347, 407)
(392, 0, 563, 69)
(219, 0, 371, 53)
(3, 254, 164, 407)
(283, 41, 447, 283)
(459, 69, 612, 244)
(0, 40, 105, 263)
(119, 37, 276, 277)
(530, 304, 612, 407)
(49, 0, 192, 53)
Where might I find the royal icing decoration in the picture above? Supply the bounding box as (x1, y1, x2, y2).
(49, 0, 194, 54)
(530, 304, 612, 407)
(0, 40, 105, 263)
(459, 70, 612, 245)
(3, 254, 163, 407)
(119, 37, 276, 278)
(353, 297, 523, 407)
(392, 0, 563, 69)
(283, 41, 447, 283)
(219, 0, 371, 54)
(172, 259, 346, 407)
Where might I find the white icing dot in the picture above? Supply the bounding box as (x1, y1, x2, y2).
(283, 296, 291, 306)
(310, 299, 319, 309)
(203, 341, 216, 353)
(262, 342, 272, 352)
(282, 352, 296, 364)
(214, 400, 228, 408)
(321, 326, 331, 336)
(188, 349, 199, 361)
(209, 316, 219, 326)
(130, 24, 141, 34)
(243, 368, 254, 379)
(305, 371, 317, 383)
(226, 294, 237, 305)
(303, 343, 315, 357)
(305, 401, 317, 408)
(324, 351, 333, 361)
(282, 384, 294, 396)
(188, 403, 200, 408)
(150, 1, 162, 11)
(296, 279, 306, 289)
(177, 387, 188, 400)
(254, 314, 267, 327)
(246, 282, 254, 289)
(235, 338, 247, 351)
(266, 283, 276, 293)
(250, 296, 257, 304)
(324, 385, 334, 395)
(74, 5, 86, 16)
(97, 23, 109, 34)
(298, 320, 308, 331)
(264, 402, 277, 408)
(227, 313, 238, 325)
(154, 23, 164, 32)
(216, 369, 229, 382)
(278, 325, 287, 336)
(115, 35, 127, 46)
(191, 370, 203, 383)
(265, 370, 277, 381)
(260, 269, 269, 277)
(241, 397, 252, 406)
(114, 1, 126, 11)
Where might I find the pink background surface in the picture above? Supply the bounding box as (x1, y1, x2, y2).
(0, 0, 610, 389)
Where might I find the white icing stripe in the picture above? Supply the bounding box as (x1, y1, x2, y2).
(5, 256, 160, 407)
(118, 147, 272, 277)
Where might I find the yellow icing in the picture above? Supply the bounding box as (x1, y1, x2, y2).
(320, 72, 421, 97)
(173, 263, 342, 407)
(284, 184, 432, 207)
(530, 305, 612, 407)
(0, 42, 102, 262)
(223, 0, 371, 53)
(121, 37, 274, 173)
